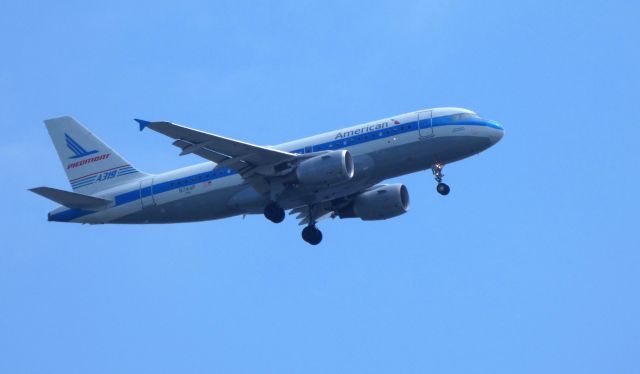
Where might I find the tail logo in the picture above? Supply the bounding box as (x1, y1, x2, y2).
(65, 133, 98, 159)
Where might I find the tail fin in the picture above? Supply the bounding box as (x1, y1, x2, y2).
(44, 116, 148, 194)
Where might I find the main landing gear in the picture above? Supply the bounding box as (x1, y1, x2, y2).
(432, 162, 450, 196)
(264, 202, 285, 223)
(264, 202, 323, 245)
(302, 224, 323, 245)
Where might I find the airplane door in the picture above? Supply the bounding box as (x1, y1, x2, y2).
(418, 110, 434, 138)
(139, 178, 156, 208)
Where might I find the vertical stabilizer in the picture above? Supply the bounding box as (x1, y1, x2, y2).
(44, 116, 148, 194)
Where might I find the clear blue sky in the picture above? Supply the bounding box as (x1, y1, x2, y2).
(1, 1, 638, 373)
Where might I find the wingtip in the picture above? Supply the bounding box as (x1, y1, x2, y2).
(134, 118, 151, 131)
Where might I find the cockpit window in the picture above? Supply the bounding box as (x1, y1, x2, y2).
(451, 113, 479, 121)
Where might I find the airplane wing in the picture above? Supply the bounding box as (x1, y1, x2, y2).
(135, 119, 297, 174)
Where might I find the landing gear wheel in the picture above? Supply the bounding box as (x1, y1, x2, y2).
(302, 225, 323, 245)
(437, 182, 450, 196)
(432, 163, 450, 196)
(264, 202, 285, 223)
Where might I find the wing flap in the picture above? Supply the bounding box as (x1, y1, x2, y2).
(172, 139, 231, 164)
(289, 204, 336, 226)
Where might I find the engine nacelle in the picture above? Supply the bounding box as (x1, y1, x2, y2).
(338, 184, 410, 221)
(295, 150, 354, 186)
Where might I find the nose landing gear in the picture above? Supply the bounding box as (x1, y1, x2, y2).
(432, 163, 450, 196)
(302, 224, 323, 245)
(436, 182, 450, 195)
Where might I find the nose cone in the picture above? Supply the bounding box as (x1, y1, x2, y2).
(485, 120, 504, 145)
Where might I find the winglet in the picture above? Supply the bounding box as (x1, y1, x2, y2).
(134, 118, 151, 131)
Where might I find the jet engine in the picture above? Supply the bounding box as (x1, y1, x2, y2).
(338, 184, 410, 221)
(295, 150, 354, 185)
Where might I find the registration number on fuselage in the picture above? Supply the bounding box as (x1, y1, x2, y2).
(179, 185, 195, 194)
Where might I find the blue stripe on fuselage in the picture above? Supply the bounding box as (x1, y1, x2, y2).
(49, 115, 496, 222)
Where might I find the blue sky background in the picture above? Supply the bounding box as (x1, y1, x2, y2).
(1, 1, 638, 373)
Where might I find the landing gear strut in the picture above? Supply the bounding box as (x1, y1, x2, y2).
(432, 162, 450, 196)
(264, 202, 285, 223)
(302, 224, 323, 245)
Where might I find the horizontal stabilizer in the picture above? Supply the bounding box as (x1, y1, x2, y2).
(29, 187, 112, 210)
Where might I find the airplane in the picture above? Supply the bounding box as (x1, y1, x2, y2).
(30, 107, 504, 245)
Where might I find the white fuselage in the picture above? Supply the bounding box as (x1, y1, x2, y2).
(48, 107, 504, 224)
